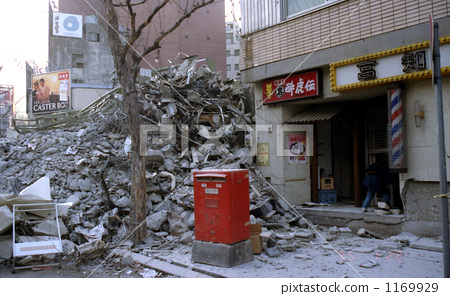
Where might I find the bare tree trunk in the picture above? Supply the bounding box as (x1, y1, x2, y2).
(101, 0, 217, 244)
(122, 69, 147, 243)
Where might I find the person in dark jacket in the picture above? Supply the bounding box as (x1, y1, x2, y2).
(362, 161, 390, 212)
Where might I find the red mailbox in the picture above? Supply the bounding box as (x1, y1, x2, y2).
(193, 169, 250, 244)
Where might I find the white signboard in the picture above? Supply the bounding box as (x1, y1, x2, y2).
(331, 39, 450, 92)
(53, 13, 83, 38)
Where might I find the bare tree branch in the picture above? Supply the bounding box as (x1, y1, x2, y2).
(139, 0, 215, 60)
(112, 0, 147, 7)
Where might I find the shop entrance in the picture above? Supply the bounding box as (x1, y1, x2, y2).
(314, 97, 402, 209)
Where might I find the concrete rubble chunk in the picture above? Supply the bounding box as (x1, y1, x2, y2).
(42, 147, 59, 155)
(145, 149, 165, 163)
(114, 196, 131, 208)
(0, 235, 13, 260)
(61, 239, 78, 255)
(77, 129, 87, 138)
(75, 224, 106, 242)
(78, 179, 92, 192)
(168, 212, 189, 236)
(33, 218, 68, 236)
(146, 211, 168, 231)
(339, 227, 353, 237)
(77, 239, 105, 261)
(0, 161, 8, 173)
(377, 241, 403, 251)
(0, 205, 13, 235)
(179, 230, 195, 244)
(357, 228, 381, 239)
(294, 230, 315, 240)
(66, 193, 82, 207)
(149, 193, 163, 203)
(265, 245, 282, 258)
(352, 247, 374, 253)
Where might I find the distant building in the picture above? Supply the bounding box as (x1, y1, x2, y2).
(49, 0, 227, 112)
(48, 10, 115, 110)
(226, 20, 241, 80)
(0, 85, 13, 137)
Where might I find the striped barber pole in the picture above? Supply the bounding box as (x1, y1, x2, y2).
(389, 88, 405, 169)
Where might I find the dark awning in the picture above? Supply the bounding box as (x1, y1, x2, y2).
(287, 103, 347, 124)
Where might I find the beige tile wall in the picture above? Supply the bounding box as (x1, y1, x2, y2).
(240, 0, 449, 71)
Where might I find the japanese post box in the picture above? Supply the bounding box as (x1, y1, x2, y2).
(193, 169, 250, 244)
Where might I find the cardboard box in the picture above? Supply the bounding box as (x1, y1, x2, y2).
(250, 224, 262, 254)
(320, 177, 334, 190)
(250, 235, 262, 254)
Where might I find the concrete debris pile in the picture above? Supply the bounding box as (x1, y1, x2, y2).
(0, 59, 298, 265)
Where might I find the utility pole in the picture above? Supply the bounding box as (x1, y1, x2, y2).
(431, 19, 450, 278)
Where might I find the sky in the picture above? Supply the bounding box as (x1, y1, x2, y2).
(0, 0, 51, 73)
(0, 0, 239, 115)
(225, 0, 241, 25)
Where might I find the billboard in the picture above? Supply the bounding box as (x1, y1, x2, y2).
(53, 13, 83, 38)
(31, 70, 70, 114)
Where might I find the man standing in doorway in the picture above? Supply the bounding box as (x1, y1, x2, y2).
(361, 161, 391, 212)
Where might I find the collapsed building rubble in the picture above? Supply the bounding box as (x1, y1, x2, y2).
(0, 58, 300, 269)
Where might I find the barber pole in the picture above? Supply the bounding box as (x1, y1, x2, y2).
(389, 88, 405, 170)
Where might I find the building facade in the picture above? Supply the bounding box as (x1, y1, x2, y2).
(226, 20, 241, 79)
(240, 0, 450, 236)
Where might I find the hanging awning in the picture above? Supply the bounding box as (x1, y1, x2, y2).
(287, 103, 347, 124)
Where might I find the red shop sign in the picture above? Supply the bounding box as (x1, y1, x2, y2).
(262, 70, 319, 104)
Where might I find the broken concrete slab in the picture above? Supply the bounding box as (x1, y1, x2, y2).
(359, 259, 379, 268)
(294, 230, 315, 240)
(352, 247, 374, 253)
(294, 254, 311, 260)
(33, 218, 68, 236)
(0, 235, 12, 260)
(339, 227, 353, 237)
(377, 241, 403, 251)
(116, 249, 215, 278)
(0, 205, 13, 235)
(410, 237, 443, 252)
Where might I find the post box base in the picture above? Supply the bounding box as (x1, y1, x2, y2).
(192, 239, 254, 268)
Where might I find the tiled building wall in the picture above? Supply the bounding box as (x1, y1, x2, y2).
(240, 0, 450, 70)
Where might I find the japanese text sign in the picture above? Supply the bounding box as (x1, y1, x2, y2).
(262, 71, 319, 104)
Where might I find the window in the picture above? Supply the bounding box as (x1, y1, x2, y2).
(234, 49, 240, 56)
(72, 54, 84, 68)
(227, 64, 231, 71)
(88, 32, 100, 42)
(283, 0, 338, 18)
(234, 64, 239, 70)
(226, 50, 231, 57)
(206, 36, 210, 40)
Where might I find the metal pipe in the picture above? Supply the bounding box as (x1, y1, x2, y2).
(433, 22, 450, 278)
